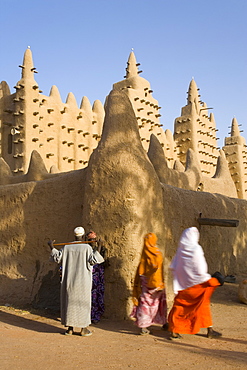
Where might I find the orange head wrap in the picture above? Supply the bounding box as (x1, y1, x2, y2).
(132, 233, 164, 306)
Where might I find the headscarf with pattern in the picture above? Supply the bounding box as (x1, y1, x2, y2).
(86, 230, 97, 240)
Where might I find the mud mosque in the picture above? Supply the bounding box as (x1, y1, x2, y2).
(0, 48, 246, 317)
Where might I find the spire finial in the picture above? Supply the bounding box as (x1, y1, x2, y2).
(231, 117, 240, 137)
(126, 51, 138, 78)
(187, 79, 199, 105)
(20, 47, 36, 81)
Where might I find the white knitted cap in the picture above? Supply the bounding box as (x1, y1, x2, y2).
(74, 226, 85, 236)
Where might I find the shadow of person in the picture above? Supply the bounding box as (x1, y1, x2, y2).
(32, 267, 60, 312)
(0, 308, 63, 334)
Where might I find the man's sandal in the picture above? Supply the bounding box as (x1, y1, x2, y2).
(80, 328, 92, 337)
(65, 327, 73, 335)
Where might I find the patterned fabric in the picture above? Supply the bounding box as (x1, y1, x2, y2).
(130, 276, 167, 328)
(87, 231, 97, 240)
(91, 263, 105, 322)
(132, 233, 164, 306)
(85, 230, 106, 322)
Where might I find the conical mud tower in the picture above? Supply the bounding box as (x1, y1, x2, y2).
(82, 90, 165, 318)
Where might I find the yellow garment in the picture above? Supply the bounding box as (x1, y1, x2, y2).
(132, 233, 164, 306)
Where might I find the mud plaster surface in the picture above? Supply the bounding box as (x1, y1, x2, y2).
(1, 279, 247, 370)
(1, 89, 247, 321)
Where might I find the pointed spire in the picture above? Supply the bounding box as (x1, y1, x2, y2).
(26, 150, 48, 182)
(201, 150, 238, 198)
(185, 148, 201, 175)
(209, 112, 215, 124)
(100, 89, 141, 145)
(49, 85, 62, 101)
(165, 129, 173, 142)
(173, 160, 185, 172)
(92, 99, 105, 130)
(126, 51, 138, 78)
(66, 92, 78, 108)
(165, 129, 176, 155)
(187, 79, 200, 106)
(21, 48, 35, 80)
(231, 117, 240, 137)
(0, 158, 13, 185)
(80, 96, 92, 112)
(213, 150, 230, 178)
(92, 100, 104, 115)
(0, 81, 10, 97)
(148, 134, 169, 176)
(49, 165, 59, 174)
(79, 96, 92, 120)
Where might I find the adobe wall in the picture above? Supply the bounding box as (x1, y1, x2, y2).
(81, 90, 247, 316)
(0, 89, 246, 320)
(161, 185, 247, 302)
(0, 169, 86, 307)
(0, 167, 246, 317)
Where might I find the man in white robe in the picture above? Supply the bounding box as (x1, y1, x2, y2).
(49, 226, 104, 336)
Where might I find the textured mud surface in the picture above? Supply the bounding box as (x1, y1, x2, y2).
(1, 280, 247, 369)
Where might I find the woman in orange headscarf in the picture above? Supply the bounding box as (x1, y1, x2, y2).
(130, 233, 167, 335)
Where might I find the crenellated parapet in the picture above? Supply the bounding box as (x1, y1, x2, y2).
(1, 49, 247, 201)
(223, 118, 247, 199)
(0, 48, 104, 174)
(147, 133, 237, 198)
(0, 150, 66, 185)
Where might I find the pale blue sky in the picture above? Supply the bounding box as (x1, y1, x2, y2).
(1, 0, 246, 146)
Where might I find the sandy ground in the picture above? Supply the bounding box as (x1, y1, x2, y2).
(0, 280, 247, 370)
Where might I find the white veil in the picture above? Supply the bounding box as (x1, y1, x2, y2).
(170, 227, 211, 294)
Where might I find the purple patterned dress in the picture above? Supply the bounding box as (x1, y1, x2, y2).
(91, 262, 105, 322)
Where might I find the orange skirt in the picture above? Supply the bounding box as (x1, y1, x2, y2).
(168, 278, 220, 334)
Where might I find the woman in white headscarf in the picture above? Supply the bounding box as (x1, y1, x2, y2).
(168, 227, 223, 340)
